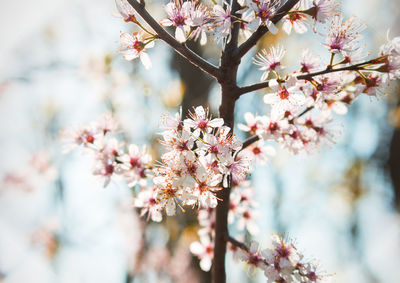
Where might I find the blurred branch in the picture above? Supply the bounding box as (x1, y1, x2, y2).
(227, 235, 250, 253)
(127, 0, 220, 78)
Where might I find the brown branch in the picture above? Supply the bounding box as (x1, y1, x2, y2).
(126, 0, 220, 78)
(238, 106, 314, 151)
(237, 57, 383, 95)
(212, 1, 242, 282)
(233, 0, 301, 60)
(242, 135, 260, 149)
(227, 235, 250, 253)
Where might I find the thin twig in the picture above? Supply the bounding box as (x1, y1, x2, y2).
(127, 0, 220, 78)
(227, 235, 250, 253)
(241, 135, 260, 149)
(233, 0, 301, 60)
(237, 57, 383, 95)
(238, 106, 313, 151)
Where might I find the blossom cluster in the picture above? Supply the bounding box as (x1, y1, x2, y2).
(245, 33, 400, 154)
(190, 181, 260, 271)
(1, 151, 57, 193)
(116, 0, 341, 68)
(236, 235, 325, 282)
(153, 106, 250, 216)
(61, 113, 152, 187)
(61, 108, 254, 221)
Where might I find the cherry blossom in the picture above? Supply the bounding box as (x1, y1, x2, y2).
(119, 144, 152, 187)
(190, 234, 214, 271)
(282, 11, 308, 34)
(264, 77, 306, 116)
(305, 0, 339, 25)
(300, 49, 321, 73)
(133, 188, 163, 222)
(324, 15, 365, 55)
(119, 32, 154, 69)
(212, 4, 232, 42)
(184, 106, 224, 136)
(247, 0, 281, 35)
(115, 0, 137, 23)
(237, 241, 267, 276)
(254, 45, 286, 81)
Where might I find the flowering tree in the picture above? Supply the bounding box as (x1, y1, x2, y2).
(62, 0, 400, 282)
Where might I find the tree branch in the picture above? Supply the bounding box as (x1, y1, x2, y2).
(227, 235, 250, 253)
(233, 0, 301, 60)
(241, 135, 260, 150)
(126, 0, 220, 78)
(238, 106, 314, 151)
(237, 57, 384, 95)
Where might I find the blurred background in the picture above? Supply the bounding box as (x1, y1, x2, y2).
(0, 0, 400, 282)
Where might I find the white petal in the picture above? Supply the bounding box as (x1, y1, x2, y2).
(165, 198, 176, 216)
(282, 21, 292, 35)
(208, 118, 224, 127)
(266, 21, 278, 35)
(140, 52, 152, 69)
(190, 241, 205, 255)
(200, 257, 212, 271)
(120, 32, 134, 47)
(263, 93, 280, 104)
(175, 26, 187, 43)
(160, 19, 173, 27)
(332, 102, 348, 115)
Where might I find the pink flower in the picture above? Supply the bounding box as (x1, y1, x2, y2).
(237, 241, 267, 276)
(134, 188, 163, 222)
(119, 32, 154, 69)
(115, 0, 137, 23)
(184, 106, 224, 137)
(264, 77, 306, 115)
(118, 144, 152, 187)
(282, 12, 308, 34)
(324, 15, 365, 55)
(160, 1, 194, 43)
(190, 234, 214, 271)
(300, 49, 321, 73)
(212, 4, 232, 42)
(248, 0, 281, 34)
(254, 45, 286, 81)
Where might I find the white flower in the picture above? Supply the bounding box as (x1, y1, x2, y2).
(300, 49, 321, 73)
(238, 112, 263, 135)
(115, 0, 137, 23)
(237, 241, 267, 276)
(246, 139, 276, 164)
(118, 144, 152, 187)
(160, 1, 193, 43)
(212, 4, 232, 42)
(324, 15, 365, 55)
(134, 188, 163, 222)
(254, 45, 286, 81)
(282, 11, 308, 35)
(264, 77, 306, 115)
(306, 0, 339, 25)
(119, 32, 154, 69)
(184, 106, 224, 137)
(190, 235, 214, 271)
(248, 0, 281, 34)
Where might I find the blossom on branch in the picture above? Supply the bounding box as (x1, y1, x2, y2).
(254, 45, 286, 81)
(119, 32, 155, 69)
